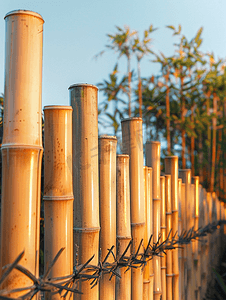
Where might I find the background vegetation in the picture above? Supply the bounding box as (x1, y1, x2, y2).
(97, 24, 226, 199)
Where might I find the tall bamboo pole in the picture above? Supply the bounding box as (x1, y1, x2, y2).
(143, 167, 151, 300)
(1, 10, 44, 295)
(148, 167, 154, 300)
(160, 176, 166, 300)
(181, 182, 186, 300)
(69, 84, 99, 299)
(43, 106, 73, 300)
(146, 141, 161, 300)
(116, 155, 131, 300)
(165, 157, 179, 300)
(178, 178, 183, 300)
(121, 117, 145, 300)
(192, 176, 200, 300)
(165, 175, 172, 300)
(179, 169, 191, 300)
(99, 135, 117, 300)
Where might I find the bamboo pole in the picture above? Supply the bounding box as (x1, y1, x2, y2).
(143, 167, 151, 300)
(181, 182, 186, 300)
(1, 10, 44, 296)
(165, 175, 172, 300)
(121, 117, 145, 300)
(43, 106, 73, 300)
(146, 141, 161, 300)
(178, 178, 182, 300)
(69, 84, 99, 299)
(99, 135, 117, 300)
(160, 176, 166, 300)
(165, 157, 179, 300)
(148, 167, 154, 300)
(192, 176, 200, 300)
(116, 155, 131, 300)
(179, 169, 191, 300)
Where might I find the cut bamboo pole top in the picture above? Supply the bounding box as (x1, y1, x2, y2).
(3, 10, 44, 147)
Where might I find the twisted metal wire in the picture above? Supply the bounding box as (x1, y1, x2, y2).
(0, 219, 225, 299)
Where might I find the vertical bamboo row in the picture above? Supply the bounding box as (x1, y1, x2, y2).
(121, 118, 145, 300)
(146, 141, 161, 300)
(148, 167, 154, 300)
(99, 136, 117, 300)
(160, 176, 166, 300)
(165, 175, 172, 300)
(1, 10, 44, 295)
(165, 157, 179, 300)
(43, 106, 73, 300)
(143, 167, 150, 299)
(116, 155, 131, 300)
(69, 84, 99, 299)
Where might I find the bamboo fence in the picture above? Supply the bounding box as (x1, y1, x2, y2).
(0, 9, 226, 300)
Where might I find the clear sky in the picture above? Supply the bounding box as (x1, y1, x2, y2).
(1, 0, 226, 133)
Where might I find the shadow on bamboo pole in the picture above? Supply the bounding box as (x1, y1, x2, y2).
(165, 175, 172, 300)
(69, 84, 100, 300)
(146, 141, 161, 300)
(43, 106, 73, 300)
(165, 157, 179, 300)
(160, 176, 166, 300)
(143, 167, 151, 299)
(116, 155, 131, 300)
(99, 135, 117, 300)
(147, 167, 154, 300)
(179, 169, 191, 300)
(121, 117, 145, 300)
(1, 10, 44, 296)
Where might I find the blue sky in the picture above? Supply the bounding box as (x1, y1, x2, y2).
(1, 0, 226, 134)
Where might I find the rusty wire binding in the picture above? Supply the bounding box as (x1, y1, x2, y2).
(0, 220, 225, 300)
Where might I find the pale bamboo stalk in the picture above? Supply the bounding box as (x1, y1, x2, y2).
(146, 141, 161, 300)
(160, 176, 166, 300)
(121, 117, 145, 300)
(1, 10, 44, 296)
(143, 167, 150, 300)
(43, 106, 73, 300)
(148, 168, 154, 300)
(116, 155, 131, 300)
(69, 84, 99, 300)
(99, 136, 117, 300)
(178, 178, 182, 300)
(165, 175, 172, 300)
(165, 157, 179, 300)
